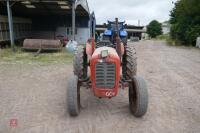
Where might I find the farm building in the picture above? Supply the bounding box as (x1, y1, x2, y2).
(0, 0, 95, 48)
(96, 24, 145, 40)
(162, 21, 170, 35)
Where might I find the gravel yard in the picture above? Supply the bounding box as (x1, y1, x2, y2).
(0, 40, 200, 133)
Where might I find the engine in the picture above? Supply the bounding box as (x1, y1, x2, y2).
(90, 47, 121, 98)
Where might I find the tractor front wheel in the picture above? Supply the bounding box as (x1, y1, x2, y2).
(129, 76, 148, 117)
(67, 75, 80, 116)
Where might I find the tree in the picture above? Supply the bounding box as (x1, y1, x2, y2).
(170, 0, 200, 46)
(147, 20, 162, 38)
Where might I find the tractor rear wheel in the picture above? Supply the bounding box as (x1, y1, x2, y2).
(67, 75, 80, 116)
(129, 76, 148, 117)
(121, 37, 127, 45)
(122, 46, 137, 80)
(73, 45, 88, 80)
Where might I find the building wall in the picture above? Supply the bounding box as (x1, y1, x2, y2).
(162, 22, 170, 34)
(162, 26, 170, 34)
(127, 32, 142, 40)
(0, 15, 90, 44)
(32, 16, 90, 44)
(196, 37, 200, 48)
(0, 15, 32, 42)
(56, 27, 90, 44)
(75, 28, 90, 44)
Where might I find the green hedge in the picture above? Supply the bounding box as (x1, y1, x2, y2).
(170, 0, 200, 46)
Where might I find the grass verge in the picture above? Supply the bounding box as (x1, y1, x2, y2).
(156, 34, 181, 46)
(156, 35, 197, 48)
(0, 47, 73, 64)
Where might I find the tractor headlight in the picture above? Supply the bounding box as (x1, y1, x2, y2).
(101, 50, 108, 58)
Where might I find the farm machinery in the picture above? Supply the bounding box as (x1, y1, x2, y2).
(67, 18, 148, 117)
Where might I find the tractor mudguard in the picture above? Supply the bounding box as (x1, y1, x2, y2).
(86, 38, 95, 59)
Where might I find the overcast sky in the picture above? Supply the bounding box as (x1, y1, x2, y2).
(87, 0, 177, 26)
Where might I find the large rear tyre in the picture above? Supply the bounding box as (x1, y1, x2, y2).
(122, 46, 137, 80)
(129, 76, 148, 117)
(73, 45, 88, 80)
(121, 37, 127, 45)
(67, 75, 80, 116)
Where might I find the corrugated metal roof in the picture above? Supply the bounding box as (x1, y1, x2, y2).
(75, 0, 89, 14)
(0, 0, 90, 16)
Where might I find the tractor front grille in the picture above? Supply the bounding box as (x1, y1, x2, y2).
(95, 62, 116, 89)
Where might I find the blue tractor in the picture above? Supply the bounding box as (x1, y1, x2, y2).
(102, 18, 128, 45)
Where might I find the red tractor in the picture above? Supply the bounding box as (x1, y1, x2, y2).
(67, 18, 148, 117)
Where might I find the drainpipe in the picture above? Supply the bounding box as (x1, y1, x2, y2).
(7, 0, 15, 52)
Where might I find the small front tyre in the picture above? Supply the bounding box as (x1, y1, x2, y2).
(129, 76, 148, 117)
(67, 75, 80, 116)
